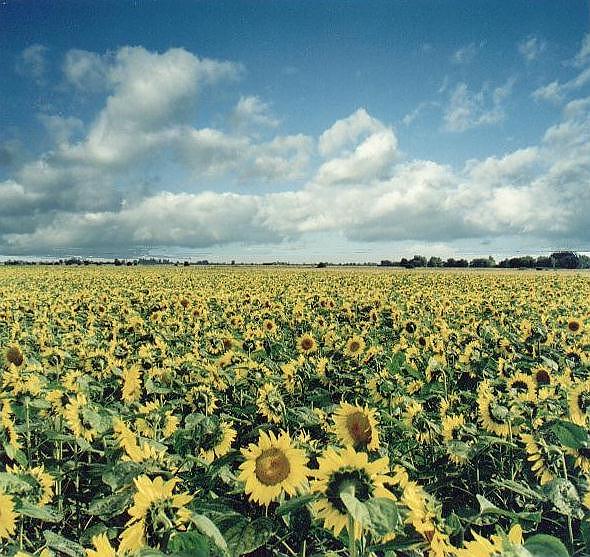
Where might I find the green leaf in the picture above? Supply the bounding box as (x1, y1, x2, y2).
(550, 420, 589, 449)
(167, 531, 210, 557)
(524, 534, 569, 557)
(365, 498, 402, 536)
(3, 443, 28, 467)
(191, 512, 228, 553)
(340, 490, 371, 528)
(543, 478, 583, 519)
(18, 502, 64, 523)
(87, 491, 132, 519)
(43, 531, 85, 557)
(475, 495, 541, 526)
(276, 492, 320, 516)
(224, 517, 274, 556)
(0, 472, 33, 494)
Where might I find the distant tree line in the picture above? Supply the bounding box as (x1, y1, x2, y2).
(379, 251, 590, 269)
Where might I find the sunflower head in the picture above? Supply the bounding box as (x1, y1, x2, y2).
(333, 402, 380, 451)
(297, 333, 317, 354)
(238, 430, 308, 507)
(5, 346, 24, 367)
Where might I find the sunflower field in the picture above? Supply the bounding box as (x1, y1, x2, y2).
(1, 266, 590, 557)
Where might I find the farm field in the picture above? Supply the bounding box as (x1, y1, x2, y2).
(0, 266, 589, 557)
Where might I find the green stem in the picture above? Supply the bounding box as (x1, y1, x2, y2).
(347, 513, 357, 557)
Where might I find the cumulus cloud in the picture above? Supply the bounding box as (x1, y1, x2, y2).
(443, 78, 515, 132)
(518, 36, 546, 62)
(451, 43, 479, 65)
(15, 44, 49, 83)
(232, 96, 279, 129)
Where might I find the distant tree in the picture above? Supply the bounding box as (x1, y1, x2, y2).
(380, 260, 394, 267)
(317, 262, 327, 268)
(444, 258, 468, 268)
(536, 256, 554, 268)
(409, 255, 427, 267)
(550, 251, 579, 269)
(470, 256, 495, 268)
(427, 256, 443, 267)
(579, 254, 590, 269)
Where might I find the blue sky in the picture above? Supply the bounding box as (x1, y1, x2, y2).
(1, 1, 589, 261)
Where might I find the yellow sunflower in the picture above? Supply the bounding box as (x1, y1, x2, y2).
(119, 475, 192, 553)
(86, 533, 118, 557)
(568, 381, 590, 426)
(344, 335, 366, 358)
(311, 445, 394, 539)
(0, 492, 18, 540)
(521, 433, 555, 485)
(506, 373, 537, 403)
(256, 383, 284, 424)
(199, 421, 237, 464)
(332, 402, 380, 451)
(122, 365, 142, 404)
(566, 317, 584, 334)
(296, 333, 317, 355)
(238, 430, 309, 507)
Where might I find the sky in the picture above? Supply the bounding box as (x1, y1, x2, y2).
(1, 0, 590, 262)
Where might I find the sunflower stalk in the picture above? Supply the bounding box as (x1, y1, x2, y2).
(347, 512, 358, 557)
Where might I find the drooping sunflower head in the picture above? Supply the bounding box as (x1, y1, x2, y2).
(332, 402, 380, 451)
(198, 418, 236, 464)
(569, 381, 590, 426)
(6, 464, 54, 507)
(311, 446, 394, 539)
(256, 382, 284, 424)
(238, 430, 309, 507)
(506, 372, 537, 403)
(4, 345, 24, 368)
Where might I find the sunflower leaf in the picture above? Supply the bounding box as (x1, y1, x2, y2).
(365, 498, 402, 536)
(523, 534, 570, 557)
(191, 512, 228, 553)
(43, 531, 85, 557)
(18, 502, 64, 523)
(276, 492, 320, 516)
(549, 420, 590, 449)
(340, 489, 371, 528)
(168, 531, 210, 557)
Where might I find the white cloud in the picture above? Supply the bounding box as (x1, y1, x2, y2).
(318, 108, 385, 157)
(232, 96, 279, 129)
(443, 78, 514, 132)
(402, 101, 438, 126)
(16, 44, 49, 83)
(451, 43, 481, 65)
(63, 49, 111, 91)
(518, 36, 546, 62)
(573, 33, 590, 68)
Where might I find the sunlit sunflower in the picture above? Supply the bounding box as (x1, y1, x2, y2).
(296, 333, 317, 355)
(506, 372, 537, 403)
(344, 335, 365, 358)
(262, 319, 278, 335)
(332, 402, 380, 451)
(455, 524, 523, 557)
(86, 533, 118, 557)
(199, 421, 237, 464)
(119, 475, 192, 553)
(477, 383, 518, 438)
(0, 492, 18, 540)
(566, 445, 590, 474)
(63, 393, 96, 442)
(6, 464, 54, 506)
(256, 383, 284, 424)
(566, 318, 584, 334)
(521, 433, 555, 485)
(122, 365, 142, 404)
(238, 430, 309, 507)
(441, 414, 471, 465)
(568, 381, 590, 426)
(311, 446, 394, 539)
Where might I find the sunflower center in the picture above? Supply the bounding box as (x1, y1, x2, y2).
(568, 320, 581, 332)
(6, 347, 23, 367)
(301, 337, 314, 351)
(535, 369, 550, 385)
(578, 447, 590, 459)
(326, 469, 373, 515)
(405, 322, 416, 334)
(255, 448, 291, 486)
(346, 412, 372, 446)
(511, 380, 528, 392)
(348, 341, 361, 353)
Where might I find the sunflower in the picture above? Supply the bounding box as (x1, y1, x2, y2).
(6, 464, 54, 506)
(566, 445, 590, 474)
(566, 318, 584, 334)
(199, 421, 237, 464)
(4, 345, 24, 368)
(568, 381, 590, 426)
(63, 393, 96, 442)
(0, 492, 17, 540)
(455, 524, 523, 557)
(238, 430, 308, 507)
(506, 372, 537, 403)
(297, 333, 317, 355)
(477, 383, 518, 438)
(311, 446, 394, 539)
(86, 533, 118, 557)
(344, 335, 365, 358)
(262, 319, 278, 335)
(256, 383, 284, 424)
(332, 402, 380, 451)
(119, 475, 192, 553)
(122, 365, 142, 404)
(441, 414, 471, 465)
(521, 433, 555, 485)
